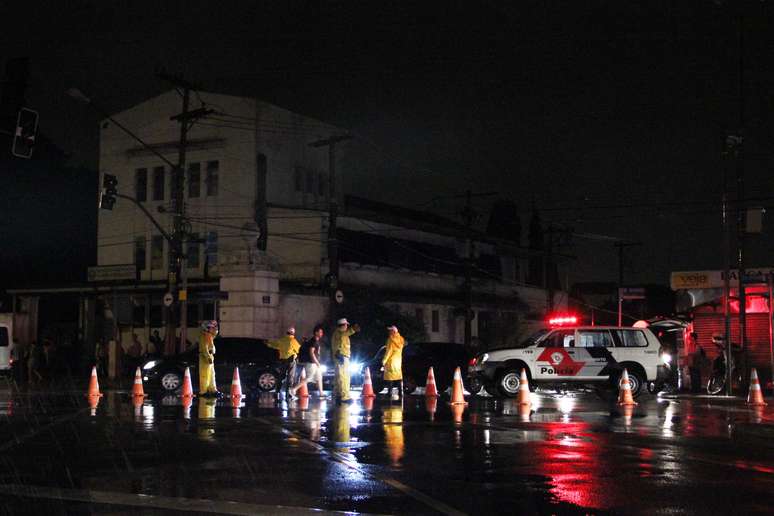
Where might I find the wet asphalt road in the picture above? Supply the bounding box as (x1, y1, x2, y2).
(0, 381, 773, 515)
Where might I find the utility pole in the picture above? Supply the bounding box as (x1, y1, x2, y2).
(461, 190, 475, 350)
(157, 72, 213, 354)
(614, 241, 641, 326)
(309, 134, 351, 321)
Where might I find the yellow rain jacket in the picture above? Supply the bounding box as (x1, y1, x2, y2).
(198, 332, 218, 394)
(382, 333, 405, 381)
(332, 327, 356, 358)
(267, 335, 301, 360)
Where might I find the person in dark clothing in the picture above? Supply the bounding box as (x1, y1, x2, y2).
(291, 325, 326, 398)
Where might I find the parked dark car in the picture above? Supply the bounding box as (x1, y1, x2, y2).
(363, 341, 474, 395)
(140, 337, 282, 394)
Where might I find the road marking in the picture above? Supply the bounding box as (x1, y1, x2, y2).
(255, 417, 467, 516)
(0, 484, 368, 515)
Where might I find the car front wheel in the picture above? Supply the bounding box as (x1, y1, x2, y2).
(160, 371, 183, 392)
(497, 369, 524, 398)
(257, 371, 278, 392)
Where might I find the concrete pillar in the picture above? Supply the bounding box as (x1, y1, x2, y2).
(218, 254, 280, 339)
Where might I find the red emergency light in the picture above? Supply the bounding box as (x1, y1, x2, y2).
(548, 315, 578, 327)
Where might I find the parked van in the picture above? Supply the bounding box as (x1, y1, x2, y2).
(0, 315, 15, 374)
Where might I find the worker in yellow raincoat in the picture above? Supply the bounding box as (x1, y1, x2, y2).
(198, 320, 219, 396)
(382, 325, 406, 401)
(267, 327, 301, 400)
(331, 318, 360, 404)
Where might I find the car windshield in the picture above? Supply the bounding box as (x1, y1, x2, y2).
(516, 329, 550, 348)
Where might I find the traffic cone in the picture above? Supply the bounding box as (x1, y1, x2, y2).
(231, 395, 242, 418)
(133, 395, 144, 419)
(622, 404, 634, 427)
(298, 395, 310, 411)
(747, 368, 767, 406)
(425, 396, 438, 421)
(518, 403, 531, 422)
(451, 403, 465, 424)
(296, 368, 310, 398)
(181, 367, 194, 398)
(362, 395, 374, 412)
(131, 367, 145, 398)
(517, 369, 531, 407)
(425, 367, 439, 398)
(88, 394, 100, 416)
(617, 369, 638, 406)
(86, 366, 103, 398)
(182, 395, 193, 420)
(448, 367, 468, 406)
(230, 367, 244, 400)
(361, 367, 376, 398)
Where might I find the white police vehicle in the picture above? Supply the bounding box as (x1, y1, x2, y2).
(468, 324, 667, 397)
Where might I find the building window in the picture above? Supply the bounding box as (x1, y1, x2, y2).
(188, 162, 200, 198)
(187, 233, 200, 269)
(134, 236, 146, 271)
(318, 171, 326, 197)
(151, 235, 164, 270)
(206, 231, 218, 266)
(152, 166, 165, 201)
(415, 308, 424, 324)
(135, 168, 147, 202)
(431, 310, 440, 333)
(206, 160, 219, 196)
(294, 167, 304, 193)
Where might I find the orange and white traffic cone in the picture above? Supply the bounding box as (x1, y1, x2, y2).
(425, 367, 439, 398)
(451, 403, 465, 424)
(298, 395, 310, 411)
(622, 404, 634, 427)
(362, 395, 374, 412)
(86, 366, 103, 398)
(131, 367, 145, 398)
(425, 396, 438, 421)
(231, 367, 244, 400)
(617, 369, 638, 406)
(181, 367, 194, 398)
(517, 369, 531, 407)
(747, 368, 767, 406)
(361, 367, 376, 398)
(518, 403, 531, 422)
(182, 395, 193, 420)
(448, 367, 468, 406)
(133, 395, 144, 418)
(88, 393, 101, 416)
(296, 368, 310, 399)
(231, 395, 242, 418)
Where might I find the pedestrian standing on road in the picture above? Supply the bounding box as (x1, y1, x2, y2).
(331, 318, 360, 405)
(148, 330, 162, 358)
(268, 327, 301, 400)
(382, 325, 406, 401)
(198, 320, 219, 397)
(291, 325, 326, 399)
(127, 334, 143, 375)
(689, 345, 707, 394)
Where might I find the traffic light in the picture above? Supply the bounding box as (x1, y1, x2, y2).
(11, 107, 38, 159)
(99, 173, 118, 210)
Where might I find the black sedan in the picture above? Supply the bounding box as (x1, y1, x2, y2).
(363, 341, 474, 395)
(140, 337, 282, 394)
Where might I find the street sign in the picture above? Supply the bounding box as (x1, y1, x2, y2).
(163, 292, 174, 307)
(335, 289, 344, 304)
(619, 287, 646, 300)
(87, 264, 136, 282)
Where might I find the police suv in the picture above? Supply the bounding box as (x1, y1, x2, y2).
(468, 325, 666, 397)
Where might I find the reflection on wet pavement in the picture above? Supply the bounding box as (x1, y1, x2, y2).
(1, 386, 774, 514)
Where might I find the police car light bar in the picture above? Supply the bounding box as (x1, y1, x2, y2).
(548, 315, 578, 326)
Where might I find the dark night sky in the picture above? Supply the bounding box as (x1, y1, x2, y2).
(2, 1, 774, 288)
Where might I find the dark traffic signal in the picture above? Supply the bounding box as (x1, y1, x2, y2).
(11, 107, 38, 159)
(99, 173, 118, 210)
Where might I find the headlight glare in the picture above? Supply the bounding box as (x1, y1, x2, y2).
(142, 360, 159, 370)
